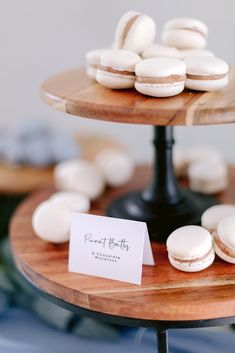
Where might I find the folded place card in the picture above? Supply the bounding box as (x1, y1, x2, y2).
(69, 213, 155, 285)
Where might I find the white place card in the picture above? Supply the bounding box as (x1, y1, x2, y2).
(69, 213, 155, 285)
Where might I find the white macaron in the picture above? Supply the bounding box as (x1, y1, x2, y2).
(182, 49, 214, 59)
(86, 49, 109, 80)
(94, 148, 135, 187)
(213, 216, 235, 264)
(185, 56, 229, 91)
(50, 191, 90, 213)
(96, 49, 141, 89)
(188, 159, 228, 195)
(186, 146, 223, 165)
(167, 225, 215, 272)
(142, 44, 182, 60)
(54, 159, 105, 201)
(162, 18, 208, 49)
(32, 200, 72, 243)
(135, 58, 186, 97)
(115, 11, 156, 54)
(201, 204, 235, 233)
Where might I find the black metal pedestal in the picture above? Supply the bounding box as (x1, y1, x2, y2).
(108, 126, 217, 242)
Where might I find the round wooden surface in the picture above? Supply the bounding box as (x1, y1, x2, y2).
(10, 166, 235, 322)
(41, 68, 235, 126)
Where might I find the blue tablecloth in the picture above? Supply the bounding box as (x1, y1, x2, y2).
(0, 307, 234, 353)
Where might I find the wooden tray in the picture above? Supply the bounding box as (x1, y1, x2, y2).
(41, 68, 235, 126)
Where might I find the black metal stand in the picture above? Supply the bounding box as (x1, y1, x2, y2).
(108, 126, 217, 242)
(157, 329, 168, 353)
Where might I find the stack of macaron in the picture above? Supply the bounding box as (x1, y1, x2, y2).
(173, 144, 229, 195)
(86, 11, 229, 97)
(166, 203, 235, 273)
(32, 147, 135, 243)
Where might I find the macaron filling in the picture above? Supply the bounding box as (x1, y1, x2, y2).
(187, 73, 227, 80)
(136, 74, 186, 84)
(170, 247, 214, 265)
(213, 233, 235, 259)
(120, 14, 141, 48)
(98, 65, 136, 77)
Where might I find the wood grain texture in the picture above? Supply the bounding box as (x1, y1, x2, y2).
(41, 68, 235, 126)
(10, 166, 235, 322)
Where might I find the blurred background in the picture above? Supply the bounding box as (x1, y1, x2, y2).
(1, 0, 234, 163)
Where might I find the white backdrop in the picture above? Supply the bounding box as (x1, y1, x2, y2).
(1, 0, 235, 162)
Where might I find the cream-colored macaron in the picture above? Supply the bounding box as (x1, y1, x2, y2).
(167, 225, 215, 272)
(201, 204, 235, 233)
(162, 18, 208, 49)
(54, 159, 105, 201)
(96, 49, 141, 89)
(32, 200, 72, 243)
(213, 215, 235, 264)
(188, 159, 228, 195)
(50, 191, 90, 213)
(94, 148, 135, 187)
(142, 44, 182, 60)
(115, 11, 156, 54)
(135, 58, 186, 97)
(185, 56, 229, 91)
(86, 49, 109, 80)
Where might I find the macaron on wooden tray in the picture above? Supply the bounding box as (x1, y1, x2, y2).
(10, 166, 235, 322)
(41, 67, 235, 242)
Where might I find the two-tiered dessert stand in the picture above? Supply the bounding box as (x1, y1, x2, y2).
(10, 68, 235, 353)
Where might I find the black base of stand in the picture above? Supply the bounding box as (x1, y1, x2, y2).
(107, 125, 218, 242)
(107, 189, 217, 242)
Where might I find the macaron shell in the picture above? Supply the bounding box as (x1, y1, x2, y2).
(135, 58, 186, 77)
(142, 44, 182, 60)
(50, 191, 90, 213)
(201, 204, 235, 232)
(213, 238, 235, 264)
(168, 249, 215, 272)
(167, 225, 212, 260)
(100, 50, 141, 71)
(96, 70, 136, 89)
(164, 18, 208, 36)
(185, 56, 229, 75)
(186, 75, 229, 91)
(115, 11, 140, 49)
(217, 215, 235, 249)
(135, 81, 185, 97)
(163, 29, 206, 49)
(124, 15, 156, 53)
(32, 201, 71, 244)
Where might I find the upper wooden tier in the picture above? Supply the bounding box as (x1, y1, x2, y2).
(41, 68, 235, 126)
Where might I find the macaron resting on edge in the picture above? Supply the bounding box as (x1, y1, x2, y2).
(86, 49, 109, 80)
(115, 11, 156, 53)
(214, 216, 235, 264)
(135, 58, 186, 97)
(162, 18, 208, 50)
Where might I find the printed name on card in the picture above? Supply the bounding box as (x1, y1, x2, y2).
(69, 213, 154, 285)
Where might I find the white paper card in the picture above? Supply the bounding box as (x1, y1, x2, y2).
(69, 213, 155, 285)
